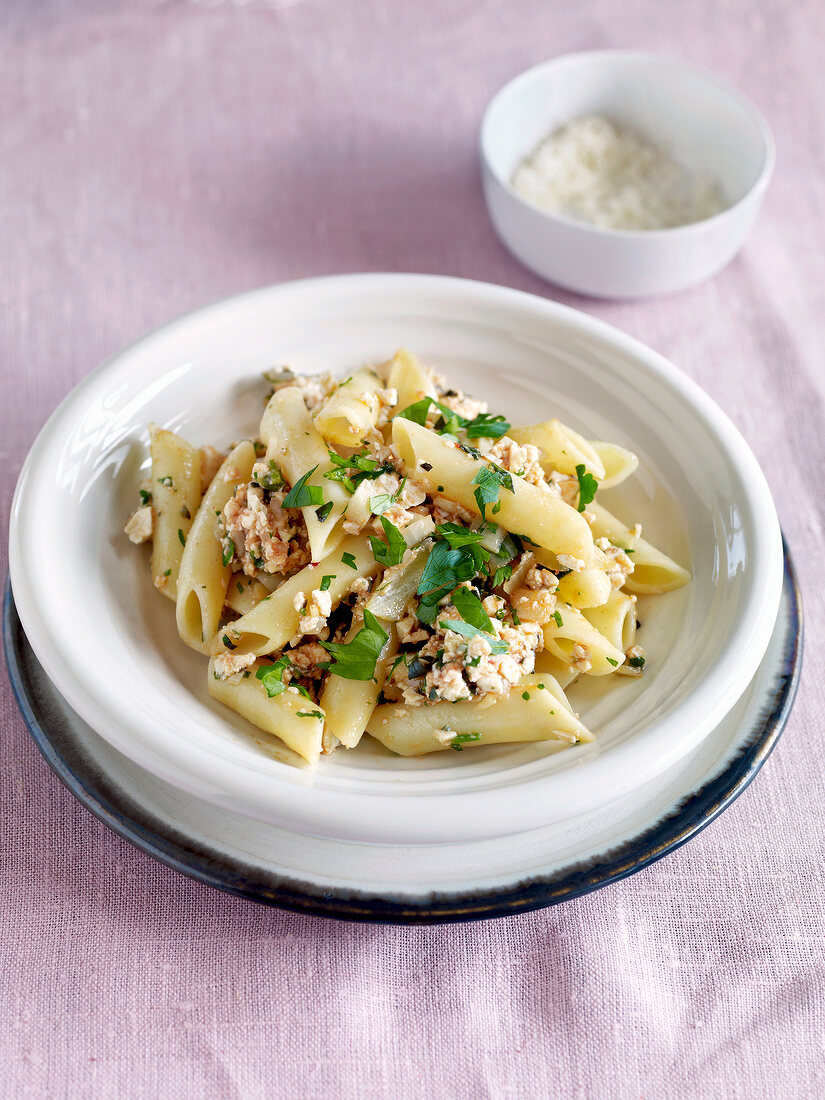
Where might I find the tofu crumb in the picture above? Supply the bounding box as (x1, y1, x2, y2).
(124, 506, 153, 544)
(556, 553, 586, 573)
(214, 651, 256, 682)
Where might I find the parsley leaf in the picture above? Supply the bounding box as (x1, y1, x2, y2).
(464, 413, 510, 439)
(606, 657, 619, 666)
(283, 465, 324, 508)
(320, 575, 335, 591)
(450, 586, 494, 632)
(297, 710, 324, 720)
(255, 654, 292, 698)
(628, 655, 646, 669)
(177, 528, 186, 547)
(139, 489, 152, 506)
(492, 564, 512, 587)
(369, 516, 406, 566)
(315, 500, 334, 522)
(551, 610, 563, 628)
(448, 731, 482, 751)
(221, 539, 235, 567)
(341, 552, 357, 569)
(575, 464, 598, 512)
(440, 619, 508, 653)
(435, 522, 485, 549)
(397, 396, 434, 425)
(324, 449, 395, 495)
(417, 540, 481, 606)
(370, 478, 406, 516)
(471, 465, 514, 520)
(320, 609, 389, 681)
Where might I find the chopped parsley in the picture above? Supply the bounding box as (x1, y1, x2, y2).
(139, 489, 152, 506)
(320, 575, 335, 592)
(552, 610, 563, 628)
(448, 731, 482, 751)
(575, 464, 598, 512)
(252, 459, 286, 492)
(282, 465, 324, 508)
(440, 618, 508, 654)
(522, 691, 530, 701)
(370, 478, 406, 516)
(369, 516, 406, 567)
(177, 529, 186, 547)
(321, 609, 389, 681)
(464, 413, 510, 439)
(471, 465, 514, 520)
(180, 504, 191, 519)
(435, 522, 486, 549)
(341, 551, 357, 569)
(417, 539, 483, 607)
(315, 500, 334, 522)
(297, 710, 324, 720)
(493, 563, 512, 588)
(511, 608, 521, 626)
(157, 476, 174, 488)
(324, 449, 395, 494)
(222, 539, 235, 567)
(397, 396, 434, 425)
(398, 396, 510, 441)
(451, 585, 494, 632)
(221, 633, 236, 650)
(163, 568, 171, 577)
(628, 655, 646, 669)
(606, 657, 619, 666)
(255, 654, 292, 698)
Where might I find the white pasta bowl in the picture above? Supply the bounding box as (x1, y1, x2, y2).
(480, 51, 775, 298)
(8, 275, 783, 844)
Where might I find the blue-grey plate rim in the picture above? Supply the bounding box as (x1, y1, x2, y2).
(3, 541, 802, 925)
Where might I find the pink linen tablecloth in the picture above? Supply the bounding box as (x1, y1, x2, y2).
(2, 1, 823, 1096)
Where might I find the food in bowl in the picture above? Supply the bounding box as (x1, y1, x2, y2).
(125, 348, 690, 766)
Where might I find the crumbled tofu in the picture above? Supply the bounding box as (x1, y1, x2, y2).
(213, 651, 256, 682)
(397, 602, 429, 645)
(595, 536, 635, 588)
(293, 587, 333, 637)
(547, 470, 581, 508)
(525, 565, 559, 592)
(374, 387, 398, 428)
(556, 553, 586, 573)
(124, 506, 153, 544)
(199, 445, 225, 492)
(220, 482, 309, 578)
(431, 496, 474, 525)
(437, 389, 489, 422)
(342, 470, 427, 535)
(569, 642, 592, 673)
(488, 436, 546, 487)
(270, 371, 339, 414)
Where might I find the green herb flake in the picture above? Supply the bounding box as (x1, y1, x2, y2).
(222, 633, 236, 651)
(157, 476, 174, 488)
(315, 500, 334, 522)
(283, 465, 324, 508)
(417, 539, 485, 607)
(449, 731, 482, 752)
(493, 564, 512, 588)
(522, 691, 530, 701)
(177, 528, 186, 547)
(297, 710, 324, 720)
(163, 568, 171, 577)
(629, 655, 646, 669)
(222, 539, 235, 567)
(320, 609, 389, 681)
(471, 464, 514, 520)
(369, 516, 406, 567)
(320, 574, 335, 592)
(575, 463, 598, 513)
(435, 522, 485, 549)
(397, 395, 434, 425)
(139, 489, 152, 506)
(341, 552, 357, 569)
(440, 618, 508, 654)
(606, 657, 619, 666)
(552, 610, 563, 628)
(255, 654, 292, 698)
(451, 586, 495, 632)
(511, 608, 521, 626)
(253, 459, 286, 492)
(464, 413, 510, 439)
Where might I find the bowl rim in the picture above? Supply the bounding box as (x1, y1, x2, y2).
(479, 48, 776, 241)
(7, 273, 785, 843)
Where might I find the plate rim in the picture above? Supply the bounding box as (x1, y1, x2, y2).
(2, 542, 802, 924)
(6, 272, 786, 843)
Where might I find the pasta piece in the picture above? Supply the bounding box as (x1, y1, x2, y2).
(150, 425, 202, 601)
(366, 674, 593, 756)
(509, 419, 605, 480)
(319, 622, 398, 749)
(260, 387, 349, 561)
(207, 658, 323, 765)
(583, 591, 637, 655)
(556, 566, 612, 609)
(214, 535, 380, 657)
(543, 603, 626, 675)
(591, 441, 639, 488)
(533, 651, 579, 690)
(388, 347, 437, 411)
(392, 419, 594, 562)
(588, 501, 690, 594)
(312, 367, 386, 446)
(176, 440, 256, 653)
(225, 577, 275, 617)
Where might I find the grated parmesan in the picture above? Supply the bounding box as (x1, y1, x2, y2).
(512, 114, 726, 231)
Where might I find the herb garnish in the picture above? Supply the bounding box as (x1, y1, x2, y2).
(283, 465, 324, 508)
(451, 586, 494, 633)
(177, 529, 186, 547)
(464, 413, 510, 439)
(297, 710, 324, 720)
(606, 657, 619, 667)
(139, 489, 152, 506)
(369, 516, 406, 567)
(222, 539, 235, 567)
(417, 540, 481, 607)
(471, 465, 514, 520)
(255, 654, 292, 698)
(628, 655, 646, 669)
(370, 478, 406, 516)
(321, 609, 389, 681)
(320, 575, 335, 592)
(435, 522, 486, 549)
(324, 449, 395, 495)
(440, 618, 508, 654)
(315, 500, 334, 522)
(575, 464, 598, 512)
(252, 459, 286, 492)
(448, 731, 482, 751)
(341, 551, 357, 569)
(552, 610, 563, 628)
(157, 476, 174, 488)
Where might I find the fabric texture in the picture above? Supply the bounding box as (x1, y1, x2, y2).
(1, 1, 823, 1096)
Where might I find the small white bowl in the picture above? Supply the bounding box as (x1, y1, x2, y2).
(480, 51, 775, 298)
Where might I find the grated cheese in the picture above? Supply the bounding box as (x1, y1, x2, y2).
(512, 114, 726, 231)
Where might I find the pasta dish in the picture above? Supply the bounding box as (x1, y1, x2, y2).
(125, 349, 690, 766)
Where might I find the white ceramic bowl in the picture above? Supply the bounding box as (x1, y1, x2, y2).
(480, 51, 775, 298)
(8, 275, 784, 844)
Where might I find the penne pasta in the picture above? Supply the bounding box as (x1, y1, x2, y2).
(319, 622, 398, 749)
(366, 674, 593, 755)
(509, 419, 605, 480)
(582, 590, 637, 655)
(176, 440, 256, 653)
(387, 347, 437, 411)
(543, 603, 626, 675)
(588, 501, 690, 594)
(313, 367, 386, 446)
(150, 425, 202, 601)
(591, 441, 639, 488)
(392, 418, 594, 562)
